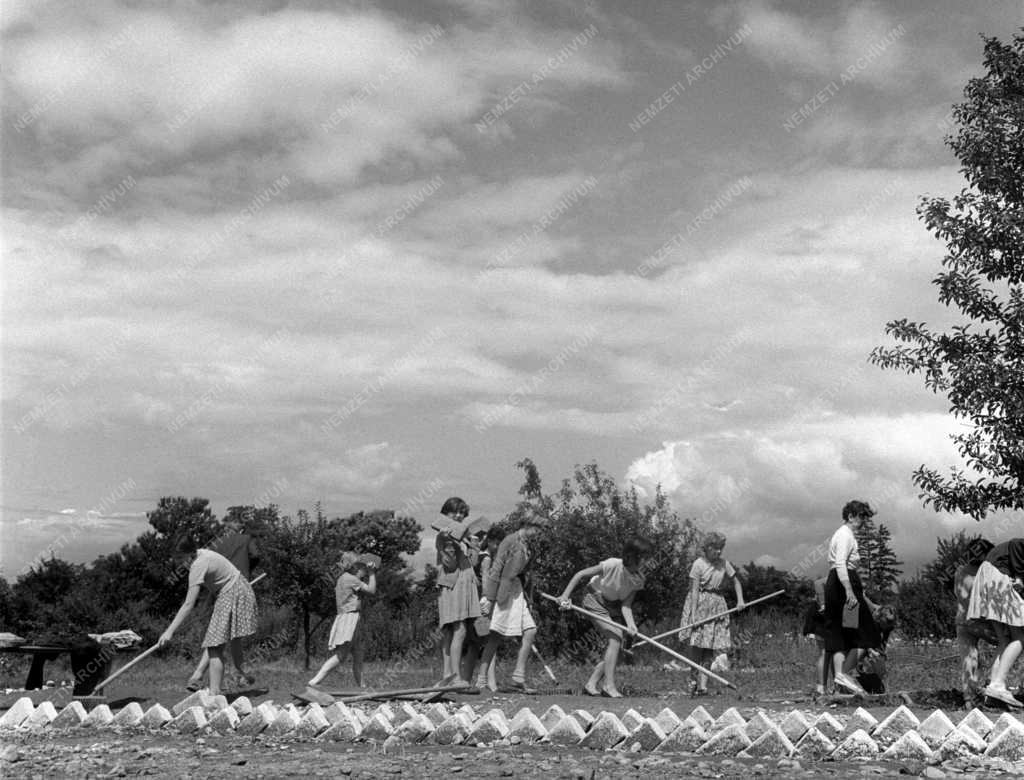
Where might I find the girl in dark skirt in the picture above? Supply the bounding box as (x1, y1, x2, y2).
(823, 500, 881, 695)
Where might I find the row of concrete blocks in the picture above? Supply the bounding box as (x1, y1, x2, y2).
(4, 694, 1024, 762)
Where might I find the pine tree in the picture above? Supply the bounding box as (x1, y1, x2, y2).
(853, 517, 903, 598)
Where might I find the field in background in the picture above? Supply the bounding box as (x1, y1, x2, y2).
(1, 630, 972, 702)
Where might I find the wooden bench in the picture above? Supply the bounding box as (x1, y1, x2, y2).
(0, 643, 135, 695)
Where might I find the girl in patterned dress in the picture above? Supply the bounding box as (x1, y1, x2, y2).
(678, 532, 745, 695)
(308, 553, 377, 688)
(158, 539, 258, 696)
(435, 497, 481, 692)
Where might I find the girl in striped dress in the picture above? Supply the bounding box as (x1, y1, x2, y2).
(679, 532, 745, 695)
(435, 497, 481, 692)
(308, 553, 377, 688)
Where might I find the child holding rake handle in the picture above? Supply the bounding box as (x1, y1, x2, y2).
(557, 537, 653, 698)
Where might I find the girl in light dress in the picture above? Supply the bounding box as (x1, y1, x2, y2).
(308, 553, 377, 688)
(678, 532, 745, 695)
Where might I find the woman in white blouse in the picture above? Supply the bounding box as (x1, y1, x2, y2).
(823, 500, 881, 695)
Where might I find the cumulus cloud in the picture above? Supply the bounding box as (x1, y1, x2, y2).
(624, 412, 989, 572)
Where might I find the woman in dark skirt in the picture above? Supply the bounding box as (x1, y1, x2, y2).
(823, 500, 880, 695)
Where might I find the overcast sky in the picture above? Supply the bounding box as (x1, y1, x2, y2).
(3, 0, 1022, 581)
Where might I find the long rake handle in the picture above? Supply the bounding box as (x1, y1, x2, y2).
(91, 643, 160, 693)
(531, 645, 558, 683)
(540, 592, 736, 690)
(631, 588, 786, 652)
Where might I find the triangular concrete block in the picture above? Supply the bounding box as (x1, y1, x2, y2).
(392, 702, 419, 728)
(317, 708, 363, 742)
(425, 703, 450, 726)
(578, 711, 629, 750)
(881, 729, 932, 761)
(208, 706, 240, 733)
(570, 709, 595, 729)
(230, 696, 253, 717)
(739, 725, 794, 759)
(743, 710, 777, 741)
(871, 705, 920, 748)
(467, 710, 510, 745)
(268, 705, 302, 737)
(455, 704, 477, 722)
(508, 709, 547, 743)
(844, 707, 878, 736)
(917, 709, 955, 750)
(139, 703, 172, 729)
(831, 728, 879, 760)
(653, 707, 682, 735)
(26, 700, 59, 728)
(482, 708, 510, 732)
(394, 713, 434, 743)
(989, 712, 1024, 741)
(236, 702, 275, 736)
(936, 724, 988, 761)
(984, 717, 1024, 761)
(171, 690, 214, 717)
(695, 723, 751, 756)
(170, 706, 207, 734)
(959, 708, 994, 738)
(654, 723, 707, 753)
(0, 697, 35, 728)
(322, 702, 351, 725)
(793, 726, 835, 759)
(623, 718, 666, 752)
(812, 712, 843, 741)
(358, 712, 394, 742)
(779, 710, 812, 743)
(621, 708, 644, 732)
(546, 714, 587, 746)
(430, 712, 473, 746)
(710, 707, 746, 732)
(686, 705, 714, 731)
(83, 704, 114, 728)
(295, 703, 330, 738)
(52, 701, 88, 729)
(540, 704, 566, 731)
(110, 702, 144, 728)
(371, 703, 396, 723)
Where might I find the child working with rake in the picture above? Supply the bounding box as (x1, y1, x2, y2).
(307, 552, 378, 689)
(557, 537, 653, 698)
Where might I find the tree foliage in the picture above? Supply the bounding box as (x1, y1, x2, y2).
(853, 517, 903, 598)
(870, 33, 1024, 519)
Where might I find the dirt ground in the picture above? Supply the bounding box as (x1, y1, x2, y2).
(0, 686, 1009, 779)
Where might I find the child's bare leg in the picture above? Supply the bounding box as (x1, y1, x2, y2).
(602, 637, 623, 696)
(229, 638, 254, 683)
(188, 649, 210, 687)
(957, 626, 979, 701)
(208, 645, 225, 696)
(487, 655, 498, 691)
(696, 649, 713, 692)
(585, 661, 604, 695)
(512, 628, 536, 683)
(308, 648, 344, 687)
(815, 638, 827, 692)
(350, 641, 364, 687)
(449, 621, 471, 684)
(461, 641, 480, 685)
(474, 635, 500, 688)
(438, 624, 455, 684)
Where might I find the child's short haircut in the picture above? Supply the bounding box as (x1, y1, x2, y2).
(485, 526, 507, 545)
(623, 537, 653, 563)
(440, 497, 469, 517)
